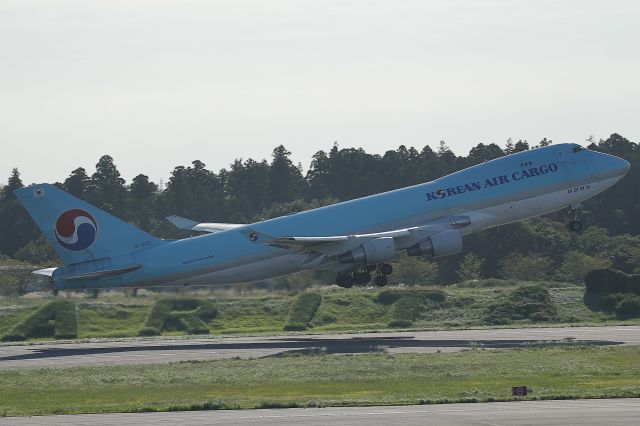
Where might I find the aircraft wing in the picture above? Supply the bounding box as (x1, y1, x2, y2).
(241, 225, 441, 256)
(241, 215, 471, 266)
(242, 228, 412, 248)
(166, 215, 245, 233)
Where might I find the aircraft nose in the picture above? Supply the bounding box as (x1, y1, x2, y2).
(614, 157, 631, 177)
(592, 152, 631, 180)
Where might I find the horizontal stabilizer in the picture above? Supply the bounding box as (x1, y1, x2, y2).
(33, 267, 57, 277)
(166, 215, 244, 233)
(54, 264, 142, 281)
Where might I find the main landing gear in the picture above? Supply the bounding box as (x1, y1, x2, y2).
(567, 203, 583, 233)
(335, 263, 393, 288)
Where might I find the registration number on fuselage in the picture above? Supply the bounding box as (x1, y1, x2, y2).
(134, 241, 153, 249)
(567, 184, 591, 194)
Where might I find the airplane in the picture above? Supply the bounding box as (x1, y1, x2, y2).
(14, 143, 630, 290)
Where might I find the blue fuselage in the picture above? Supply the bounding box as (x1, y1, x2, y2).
(56, 143, 630, 289)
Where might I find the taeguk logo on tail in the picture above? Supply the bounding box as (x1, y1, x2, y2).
(54, 209, 98, 251)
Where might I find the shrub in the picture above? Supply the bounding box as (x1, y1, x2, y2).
(139, 298, 217, 336)
(0, 273, 22, 297)
(388, 319, 413, 328)
(614, 295, 640, 319)
(554, 251, 611, 283)
(377, 288, 446, 328)
(500, 253, 552, 281)
(2, 300, 77, 341)
(390, 296, 425, 326)
(484, 285, 556, 325)
(391, 256, 440, 286)
(138, 326, 160, 336)
(315, 312, 337, 325)
(376, 288, 445, 305)
(457, 253, 484, 282)
(283, 292, 322, 331)
(584, 269, 640, 316)
(584, 269, 640, 294)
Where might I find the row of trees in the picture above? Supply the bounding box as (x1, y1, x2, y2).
(1, 134, 639, 285)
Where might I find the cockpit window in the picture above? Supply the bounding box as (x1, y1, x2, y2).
(572, 145, 585, 153)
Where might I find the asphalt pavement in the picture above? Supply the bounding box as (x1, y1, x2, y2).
(1, 398, 639, 425)
(1, 325, 638, 369)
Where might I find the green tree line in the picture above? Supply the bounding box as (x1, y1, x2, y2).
(1, 133, 639, 284)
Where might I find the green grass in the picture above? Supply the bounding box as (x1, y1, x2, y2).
(214, 295, 292, 334)
(1, 346, 639, 416)
(2, 300, 77, 341)
(140, 298, 217, 336)
(283, 292, 322, 331)
(1, 282, 639, 342)
(77, 303, 151, 338)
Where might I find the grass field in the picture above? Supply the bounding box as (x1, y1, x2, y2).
(1, 346, 639, 416)
(0, 282, 637, 341)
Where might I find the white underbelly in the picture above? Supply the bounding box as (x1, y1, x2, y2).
(464, 176, 621, 232)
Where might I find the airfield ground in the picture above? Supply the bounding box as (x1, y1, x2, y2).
(1, 283, 637, 340)
(2, 399, 639, 425)
(1, 284, 640, 420)
(1, 327, 639, 416)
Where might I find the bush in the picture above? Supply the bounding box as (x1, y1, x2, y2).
(283, 292, 322, 331)
(393, 296, 425, 321)
(388, 319, 413, 328)
(391, 256, 440, 286)
(2, 300, 77, 341)
(457, 253, 483, 281)
(138, 326, 161, 336)
(0, 273, 22, 296)
(583, 292, 618, 312)
(583, 269, 640, 316)
(376, 288, 446, 328)
(500, 254, 552, 281)
(614, 295, 640, 319)
(484, 285, 556, 325)
(315, 312, 337, 325)
(376, 288, 445, 305)
(554, 251, 611, 283)
(387, 296, 425, 328)
(140, 298, 217, 336)
(584, 269, 640, 294)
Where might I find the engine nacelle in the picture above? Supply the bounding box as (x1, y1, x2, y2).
(338, 237, 396, 264)
(407, 230, 463, 258)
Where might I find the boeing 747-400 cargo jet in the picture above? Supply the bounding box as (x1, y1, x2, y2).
(15, 143, 630, 290)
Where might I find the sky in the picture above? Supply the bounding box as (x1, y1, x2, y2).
(1, 0, 639, 186)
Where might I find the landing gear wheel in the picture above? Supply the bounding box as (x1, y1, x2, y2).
(336, 274, 354, 288)
(353, 272, 372, 285)
(568, 220, 582, 233)
(378, 263, 393, 276)
(374, 274, 388, 287)
(365, 264, 377, 272)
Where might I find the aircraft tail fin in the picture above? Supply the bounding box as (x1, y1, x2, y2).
(14, 184, 165, 265)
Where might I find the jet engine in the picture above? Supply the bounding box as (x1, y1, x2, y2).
(338, 237, 396, 264)
(407, 230, 462, 257)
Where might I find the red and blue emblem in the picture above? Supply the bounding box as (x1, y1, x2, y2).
(54, 209, 98, 251)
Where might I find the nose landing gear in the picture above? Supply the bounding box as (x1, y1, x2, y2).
(567, 203, 583, 233)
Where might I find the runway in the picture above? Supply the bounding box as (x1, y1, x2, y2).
(1, 398, 639, 425)
(1, 325, 638, 369)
